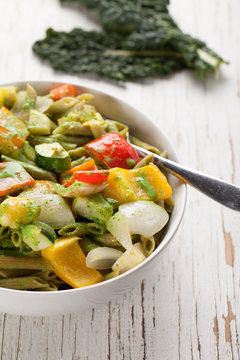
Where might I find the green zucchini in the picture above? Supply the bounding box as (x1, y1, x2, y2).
(33, 221, 56, 243)
(21, 224, 53, 251)
(35, 142, 71, 173)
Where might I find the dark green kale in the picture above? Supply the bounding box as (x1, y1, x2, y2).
(32, 0, 226, 81)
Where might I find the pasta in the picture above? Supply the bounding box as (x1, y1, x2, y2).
(0, 83, 174, 291)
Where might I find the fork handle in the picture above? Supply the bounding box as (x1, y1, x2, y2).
(132, 144, 240, 211)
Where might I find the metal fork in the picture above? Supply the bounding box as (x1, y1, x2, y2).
(126, 133, 240, 211)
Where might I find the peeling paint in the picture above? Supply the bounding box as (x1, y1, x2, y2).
(222, 220, 235, 267)
(222, 300, 235, 343)
(213, 315, 219, 360)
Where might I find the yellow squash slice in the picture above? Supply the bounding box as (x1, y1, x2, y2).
(41, 237, 103, 288)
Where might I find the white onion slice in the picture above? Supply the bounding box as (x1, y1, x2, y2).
(112, 243, 146, 274)
(22, 194, 75, 229)
(119, 201, 169, 237)
(86, 247, 123, 270)
(55, 182, 107, 198)
(106, 211, 132, 250)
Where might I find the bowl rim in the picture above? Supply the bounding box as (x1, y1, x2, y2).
(0, 79, 187, 297)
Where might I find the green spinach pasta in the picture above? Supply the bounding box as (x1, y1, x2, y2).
(0, 83, 173, 291)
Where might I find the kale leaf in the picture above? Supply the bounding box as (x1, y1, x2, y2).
(32, 0, 226, 81)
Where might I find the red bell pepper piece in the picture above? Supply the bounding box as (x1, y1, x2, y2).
(65, 170, 109, 187)
(0, 162, 35, 196)
(50, 84, 77, 101)
(84, 132, 140, 169)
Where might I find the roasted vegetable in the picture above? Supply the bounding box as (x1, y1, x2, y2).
(0, 107, 29, 155)
(85, 132, 140, 169)
(103, 164, 172, 204)
(41, 236, 103, 288)
(0, 197, 40, 229)
(32, 0, 226, 81)
(0, 162, 35, 196)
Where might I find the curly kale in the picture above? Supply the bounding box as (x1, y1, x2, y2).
(33, 0, 226, 81)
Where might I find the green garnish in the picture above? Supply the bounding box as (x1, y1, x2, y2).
(136, 171, 157, 201)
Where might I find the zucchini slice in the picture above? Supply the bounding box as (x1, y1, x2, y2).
(21, 224, 53, 251)
(35, 142, 71, 173)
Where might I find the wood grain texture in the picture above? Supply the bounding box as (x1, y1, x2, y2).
(0, 0, 240, 358)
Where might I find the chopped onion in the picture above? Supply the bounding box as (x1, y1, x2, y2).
(119, 201, 169, 237)
(55, 181, 107, 198)
(106, 211, 132, 250)
(112, 243, 146, 274)
(22, 194, 75, 229)
(35, 96, 53, 113)
(86, 247, 123, 270)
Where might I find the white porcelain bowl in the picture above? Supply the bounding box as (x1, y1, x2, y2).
(0, 81, 186, 316)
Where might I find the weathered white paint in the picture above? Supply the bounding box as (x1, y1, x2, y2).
(0, 0, 239, 358)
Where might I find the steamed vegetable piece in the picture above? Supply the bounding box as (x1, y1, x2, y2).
(103, 164, 172, 204)
(0, 197, 40, 229)
(50, 84, 77, 101)
(0, 162, 35, 196)
(21, 224, 53, 251)
(28, 110, 51, 135)
(112, 243, 146, 274)
(41, 236, 103, 288)
(33, 0, 226, 81)
(0, 87, 17, 108)
(60, 158, 96, 184)
(86, 247, 123, 269)
(1, 156, 57, 182)
(0, 106, 29, 155)
(19, 180, 56, 196)
(55, 179, 108, 198)
(65, 169, 109, 186)
(85, 132, 140, 169)
(35, 142, 71, 173)
(106, 211, 132, 250)
(73, 193, 113, 224)
(119, 201, 169, 237)
(18, 193, 75, 229)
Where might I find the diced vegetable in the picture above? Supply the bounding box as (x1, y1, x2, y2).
(18, 180, 56, 197)
(60, 158, 97, 184)
(84, 132, 140, 169)
(0, 87, 17, 108)
(33, 221, 57, 242)
(106, 211, 132, 250)
(73, 193, 113, 225)
(28, 109, 51, 135)
(19, 193, 75, 229)
(50, 84, 77, 101)
(41, 236, 103, 288)
(0, 197, 40, 229)
(0, 162, 35, 196)
(1, 156, 57, 182)
(119, 201, 169, 237)
(112, 243, 146, 274)
(102, 164, 172, 204)
(65, 169, 109, 186)
(55, 180, 107, 198)
(35, 142, 71, 173)
(86, 247, 123, 269)
(21, 224, 53, 251)
(0, 106, 29, 155)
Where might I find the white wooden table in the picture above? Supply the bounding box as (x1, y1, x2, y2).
(0, 0, 240, 359)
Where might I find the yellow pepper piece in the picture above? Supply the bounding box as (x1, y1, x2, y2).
(103, 164, 172, 204)
(0, 87, 17, 107)
(41, 237, 103, 288)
